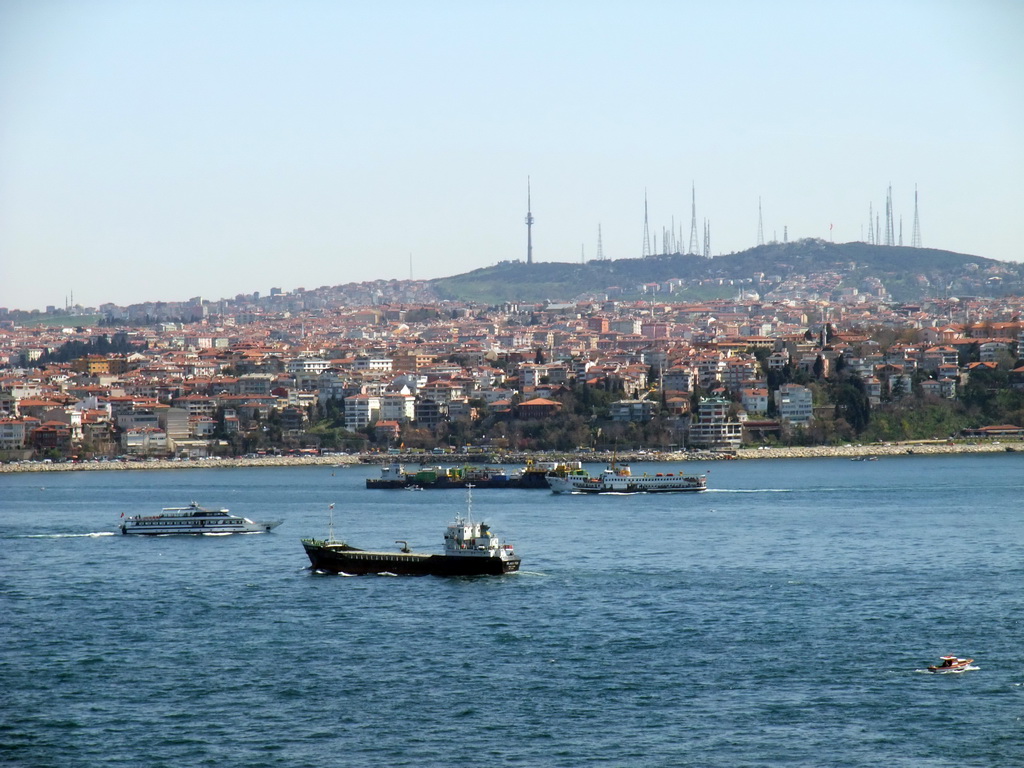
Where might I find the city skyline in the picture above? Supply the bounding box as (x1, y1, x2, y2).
(2, 1, 1022, 312)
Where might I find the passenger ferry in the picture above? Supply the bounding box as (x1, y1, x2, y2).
(546, 462, 706, 494)
(120, 502, 283, 535)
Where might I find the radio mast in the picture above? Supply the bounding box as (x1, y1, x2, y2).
(642, 190, 652, 257)
(757, 197, 765, 246)
(911, 185, 922, 248)
(688, 182, 699, 255)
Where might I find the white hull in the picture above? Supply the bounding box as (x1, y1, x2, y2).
(122, 520, 282, 535)
(547, 472, 706, 494)
(120, 502, 282, 535)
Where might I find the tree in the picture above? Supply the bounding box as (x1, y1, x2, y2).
(813, 355, 825, 379)
(834, 376, 871, 434)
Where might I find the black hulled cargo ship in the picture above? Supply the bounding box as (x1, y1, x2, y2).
(302, 490, 520, 576)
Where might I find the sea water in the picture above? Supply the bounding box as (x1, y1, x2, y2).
(1, 454, 1022, 767)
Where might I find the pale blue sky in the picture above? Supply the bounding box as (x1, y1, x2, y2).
(1, 0, 1022, 311)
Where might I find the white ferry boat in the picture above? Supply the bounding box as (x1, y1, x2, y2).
(546, 462, 706, 494)
(120, 502, 283, 535)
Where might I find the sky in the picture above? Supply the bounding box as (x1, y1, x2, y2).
(1, 0, 1022, 312)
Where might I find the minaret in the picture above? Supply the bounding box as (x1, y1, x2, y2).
(525, 177, 534, 265)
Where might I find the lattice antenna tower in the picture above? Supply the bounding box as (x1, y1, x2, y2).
(899, 216, 903, 247)
(884, 183, 895, 246)
(703, 218, 711, 258)
(525, 177, 534, 265)
(688, 182, 699, 255)
(757, 197, 765, 246)
(596, 223, 604, 261)
(868, 203, 874, 244)
(642, 189, 652, 257)
(911, 185, 922, 248)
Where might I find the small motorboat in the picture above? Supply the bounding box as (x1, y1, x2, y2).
(927, 656, 975, 674)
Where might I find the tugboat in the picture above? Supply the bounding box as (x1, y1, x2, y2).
(546, 461, 706, 494)
(301, 488, 520, 576)
(120, 502, 282, 535)
(927, 656, 976, 674)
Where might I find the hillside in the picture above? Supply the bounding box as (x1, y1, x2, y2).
(430, 240, 1024, 304)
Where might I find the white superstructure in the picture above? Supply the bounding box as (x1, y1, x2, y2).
(547, 464, 706, 494)
(120, 502, 282, 535)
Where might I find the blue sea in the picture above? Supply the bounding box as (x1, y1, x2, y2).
(2, 454, 1023, 767)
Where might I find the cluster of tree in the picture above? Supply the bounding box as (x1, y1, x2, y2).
(36, 333, 146, 365)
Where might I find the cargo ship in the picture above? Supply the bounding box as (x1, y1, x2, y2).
(301, 490, 520, 576)
(366, 460, 582, 489)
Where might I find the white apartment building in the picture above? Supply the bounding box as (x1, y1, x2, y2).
(380, 389, 416, 423)
(741, 387, 769, 415)
(344, 394, 381, 430)
(688, 397, 742, 451)
(775, 384, 813, 426)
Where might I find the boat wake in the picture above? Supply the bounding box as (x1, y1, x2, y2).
(705, 488, 794, 494)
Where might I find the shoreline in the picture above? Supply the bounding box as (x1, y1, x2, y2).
(0, 441, 1018, 473)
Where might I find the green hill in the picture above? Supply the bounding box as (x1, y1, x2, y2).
(430, 240, 1024, 304)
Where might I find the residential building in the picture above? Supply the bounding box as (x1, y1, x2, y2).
(775, 384, 813, 426)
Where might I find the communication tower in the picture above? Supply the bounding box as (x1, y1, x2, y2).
(911, 185, 922, 248)
(884, 184, 895, 246)
(688, 182, 699, 255)
(642, 190, 652, 257)
(596, 223, 604, 261)
(757, 197, 765, 246)
(525, 177, 534, 265)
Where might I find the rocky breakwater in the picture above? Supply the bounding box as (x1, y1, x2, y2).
(0, 454, 364, 473)
(734, 442, 1018, 460)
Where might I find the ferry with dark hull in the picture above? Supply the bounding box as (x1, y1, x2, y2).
(302, 491, 520, 576)
(547, 462, 707, 494)
(120, 502, 283, 535)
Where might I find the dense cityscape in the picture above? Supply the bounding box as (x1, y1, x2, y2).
(2, 261, 1023, 464)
